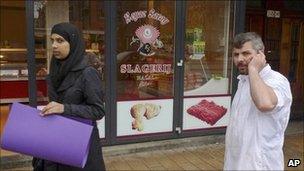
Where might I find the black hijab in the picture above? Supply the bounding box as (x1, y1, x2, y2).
(48, 23, 87, 100)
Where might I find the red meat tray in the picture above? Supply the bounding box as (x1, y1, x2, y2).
(187, 99, 227, 126)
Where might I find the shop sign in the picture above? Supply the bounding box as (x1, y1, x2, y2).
(120, 63, 172, 89)
(120, 63, 172, 74)
(124, 9, 169, 56)
(266, 10, 280, 18)
(130, 24, 163, 56)
(124, 9, 169, 25)
(118, 8, 173, 100)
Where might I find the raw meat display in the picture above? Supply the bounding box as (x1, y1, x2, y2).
(187, 99, 227, 126)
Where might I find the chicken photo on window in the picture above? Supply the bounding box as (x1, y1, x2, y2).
(130, 103, 161, 131)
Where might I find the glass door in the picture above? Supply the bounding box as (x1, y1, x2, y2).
(116, 1, 175, 137)
(182, 1, 233, 132)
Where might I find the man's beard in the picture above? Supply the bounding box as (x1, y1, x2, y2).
(237, 63, 248, 75)
(238, 69, 248, 75)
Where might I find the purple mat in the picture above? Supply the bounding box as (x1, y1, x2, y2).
(0, 102, 93, 168)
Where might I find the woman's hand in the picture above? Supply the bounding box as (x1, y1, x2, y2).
(41, 101, 64, 116)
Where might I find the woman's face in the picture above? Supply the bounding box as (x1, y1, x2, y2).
(50, 34, 70, 59)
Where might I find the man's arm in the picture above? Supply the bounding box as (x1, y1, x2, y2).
(249, 68, 278, 112)
(248, 51, 278, 112)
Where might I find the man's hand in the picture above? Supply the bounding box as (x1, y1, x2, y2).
(248, 50, 266, 73)
(41, 101, 64, 116)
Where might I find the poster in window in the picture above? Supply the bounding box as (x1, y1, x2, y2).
(117, 99, 173, 136)
(183, 96, 231, 130)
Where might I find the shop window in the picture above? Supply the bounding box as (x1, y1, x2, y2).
(183, 1, 233, 131)
(0, 1, 27, 73)
(33, 0, 106, 138)
(0, 1, 28, 102)
(116, 1, 175, 137)
(184, 0, 232, 96)
(33, 0, 105, 88)
(116, 1, 175, 101)
(0, 1, 27, 135)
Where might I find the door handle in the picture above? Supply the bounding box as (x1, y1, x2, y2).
(177, 59, 183, 67)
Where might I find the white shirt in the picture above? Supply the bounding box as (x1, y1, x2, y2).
(224, 65, 292, 170)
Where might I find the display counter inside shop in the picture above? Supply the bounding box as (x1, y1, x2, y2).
(0, 76, 47, 104)
(0, 48, 48, 103)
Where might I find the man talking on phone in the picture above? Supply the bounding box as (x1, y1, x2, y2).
(224, 32, 292, 170)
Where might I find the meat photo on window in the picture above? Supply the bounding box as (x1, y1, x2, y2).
(186, 99, 227, 126)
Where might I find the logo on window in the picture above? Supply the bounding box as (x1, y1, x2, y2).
(130, 24, 163, 56)
(124, 9, 169, 56)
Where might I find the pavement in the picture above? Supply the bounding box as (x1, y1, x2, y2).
(1, 120, 303, 170)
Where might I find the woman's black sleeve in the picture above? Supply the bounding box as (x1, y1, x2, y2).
(63, 67, 105, 120)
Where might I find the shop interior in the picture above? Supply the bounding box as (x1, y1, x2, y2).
(0, 0, 106, 134)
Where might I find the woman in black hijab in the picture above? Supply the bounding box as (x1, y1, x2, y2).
(32, 22, 106, 171)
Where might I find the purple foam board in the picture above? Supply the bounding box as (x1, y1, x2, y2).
(37, 106, 92, 125)
(0, 102, 93, 168)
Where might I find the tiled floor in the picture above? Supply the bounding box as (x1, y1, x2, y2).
(2, 133, 303, 170)
(103, 134, 303, 170)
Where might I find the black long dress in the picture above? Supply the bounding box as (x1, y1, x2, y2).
(32, 22, 105, 171)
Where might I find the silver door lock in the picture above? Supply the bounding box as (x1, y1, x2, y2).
(176, 127, 181, 134)
(177, 59, 183, 67)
